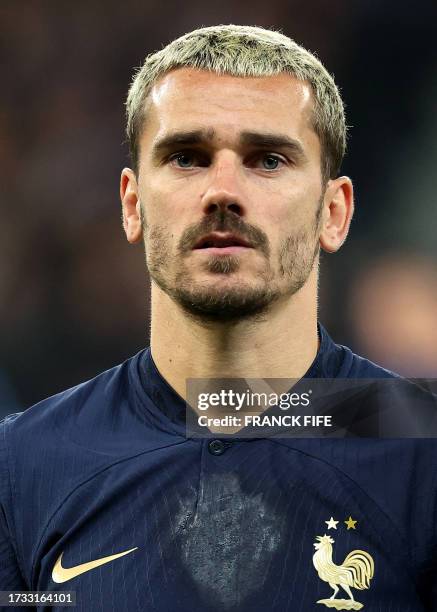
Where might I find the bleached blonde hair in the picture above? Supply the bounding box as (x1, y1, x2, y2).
(126, 24, 347, 182)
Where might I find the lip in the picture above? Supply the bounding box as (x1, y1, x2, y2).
(195, 245, 251, 255)
(193, 232, 253, 250)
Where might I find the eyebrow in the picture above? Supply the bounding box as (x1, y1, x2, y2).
(151, 129, 215, 160)
(151, 129, 307, 161)
(240, 131, 306, 159)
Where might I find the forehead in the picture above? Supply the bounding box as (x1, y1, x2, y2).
(142, 67, 318, 149)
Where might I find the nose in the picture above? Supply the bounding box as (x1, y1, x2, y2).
(200, 153, 246, 218)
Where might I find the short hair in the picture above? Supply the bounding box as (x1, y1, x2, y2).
(126, 24, 347, 182)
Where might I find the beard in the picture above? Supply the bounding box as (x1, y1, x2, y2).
(144, 202, 322, 323)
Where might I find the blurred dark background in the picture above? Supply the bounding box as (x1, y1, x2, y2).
(1, 0, 436, 414)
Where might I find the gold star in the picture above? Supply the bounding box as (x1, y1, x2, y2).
(344, 516, 357, 530)
(325, 517, 339, 530)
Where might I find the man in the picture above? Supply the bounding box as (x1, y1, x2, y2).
(1, 25, 436, 611)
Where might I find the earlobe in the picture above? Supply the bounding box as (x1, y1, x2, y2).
(319, 177, 354, 254)
(120, 168, 143, 244)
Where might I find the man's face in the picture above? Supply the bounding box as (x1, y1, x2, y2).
(135, 68, 325, 321)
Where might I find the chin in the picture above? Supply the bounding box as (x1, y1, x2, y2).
(172, 283, 281, 323)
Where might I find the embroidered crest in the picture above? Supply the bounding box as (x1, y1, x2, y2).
(312, 526, 374, 610)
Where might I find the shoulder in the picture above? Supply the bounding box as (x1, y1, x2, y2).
(0, 350, 148, 586)
(0, 349, 148, 459)
(317, 324, 400, 379)
(315, 325, 437, 436)
(339, 343, 435, 412)
(0, 350, 150, 534)
(335, 342, 436, 409)
(341, 347, 399, 378)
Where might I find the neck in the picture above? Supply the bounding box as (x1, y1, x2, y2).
(150, 267, 319, 401)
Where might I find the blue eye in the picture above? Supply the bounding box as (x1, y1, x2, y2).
(174, 153, 194, 168)
(262, 155, 281, 170)
(169, 151, 209, 168)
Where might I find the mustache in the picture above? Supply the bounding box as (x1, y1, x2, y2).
(178, 209, 270, 257)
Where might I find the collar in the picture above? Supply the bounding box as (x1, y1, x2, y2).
(135, 323, 342, 436)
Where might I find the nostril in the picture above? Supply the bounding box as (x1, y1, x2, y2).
(204, 202, 243, 215)
(228, 203, 242, 214)
(205, 202, 219, 215)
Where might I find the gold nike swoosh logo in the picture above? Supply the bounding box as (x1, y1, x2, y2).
(52, 547, 138, 583)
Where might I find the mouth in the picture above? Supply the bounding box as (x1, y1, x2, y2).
(193, 232, 254, 254)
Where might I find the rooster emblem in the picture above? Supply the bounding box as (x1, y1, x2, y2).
(312, 534, 374, 610)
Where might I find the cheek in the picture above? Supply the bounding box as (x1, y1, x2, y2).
(253, 173, 320, 217)
(141, 187, 188, 253)
(142, 178, 196, 225)
(140, 184, 166, 224)
(283, 183, 322, 233)
(259, 190, 311, 246)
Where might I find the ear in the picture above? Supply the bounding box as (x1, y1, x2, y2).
(120, 168, 143, 244)
(319, 176, 354, 253)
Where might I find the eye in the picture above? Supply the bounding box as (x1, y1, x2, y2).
(168, 151, 207, 168)
(261, 154, 283, 170)
(171, 152, 194, 168)
(248, 153, 286, 171)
